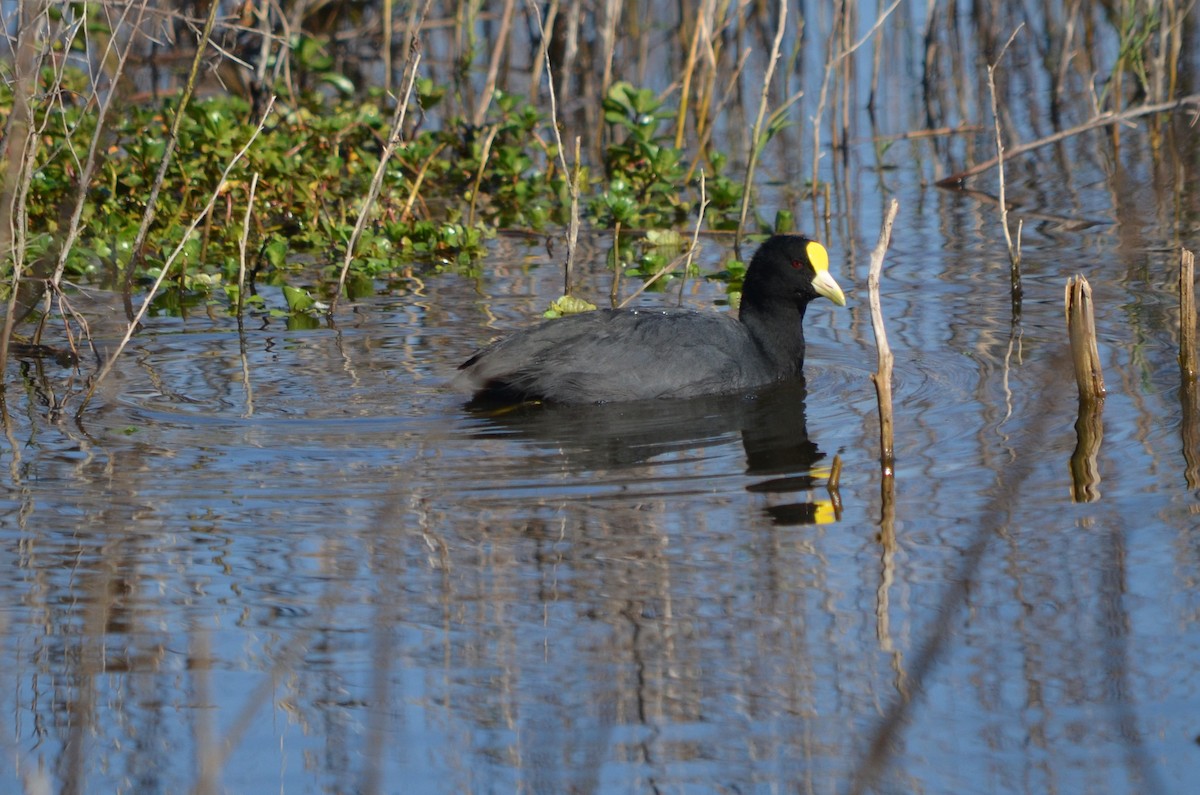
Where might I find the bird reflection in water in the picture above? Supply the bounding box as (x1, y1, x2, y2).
(463, 379, 835, 526)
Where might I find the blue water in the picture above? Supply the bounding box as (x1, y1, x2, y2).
(3, 4, 1200, 794)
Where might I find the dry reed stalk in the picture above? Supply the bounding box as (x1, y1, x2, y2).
(678, 170, 710, 303)
(870, 199, 900, 652)
(472, 0, 515, 127)
(868, 0, 884, 114)
(400, 141, 448, 222)
(810, 0, 902, 202)
(524, 0, 579, 294)
(1181, 248, 1200, 487)
(986, 25, 1024, 309)
(682, 47, 751, 184)
(466, 124, 500, 227)
(236, 173, 260, 319)
(870, 198, 900, 475)
(870, 124, 984, 142)
(936, 92, 1200, 187)
(329, 50, 424, 313)
(383, 0, 394, 94)
(0, 2, 50, 381)
(1180, 248, 1197, 380)
(565, 136, 582, 295)
(598, 0, 622, 100)
(1065, 275, 1106, 400)
(609, 221, 622, 307)
(77, 98, 276, 416)
(675, 0, 715, 149)
(556, 0, 581, 109)
(528, 0, 558, 99)
(691, 1, 740, 155)
(51, 0, 149, 291)
(119, 0, 222, 315)
(736, 0, 788, 249)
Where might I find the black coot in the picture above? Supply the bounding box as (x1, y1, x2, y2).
(454, 234, 846, 404)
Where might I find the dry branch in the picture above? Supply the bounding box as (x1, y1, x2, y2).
(937, 93, 1200, 188)
(986, 25, 1024, 309)
(869, 198, 900, 475)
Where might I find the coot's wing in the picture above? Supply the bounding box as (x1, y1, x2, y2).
(454, 309, 769, 403)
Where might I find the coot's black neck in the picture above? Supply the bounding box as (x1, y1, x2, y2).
(738, 289, 808, 377)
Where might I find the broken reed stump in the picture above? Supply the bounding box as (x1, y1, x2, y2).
(1180, 248, 1199, 488)
(1065, 274, 1105, 502)
(1065, 275, 1106, 400)
(869, 198, 900, 477)
(1181, 249, 1197, 380)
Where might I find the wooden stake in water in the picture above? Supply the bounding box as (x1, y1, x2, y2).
(1179, 248, 1199, 489)
(1180, 248, 1197, 380)
(1065, 274, 1105, 501)
(1065, 275, 1106, 400)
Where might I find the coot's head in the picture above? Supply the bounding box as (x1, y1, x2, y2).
(742, 235, 846, 310)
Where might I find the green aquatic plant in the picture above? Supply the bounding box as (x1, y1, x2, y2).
(594, 81, 690, 229)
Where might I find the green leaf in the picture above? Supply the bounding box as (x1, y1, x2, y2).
(543, 295, 597, 318)
(645, 229, 687, 247)
(282, 284, 316, 312)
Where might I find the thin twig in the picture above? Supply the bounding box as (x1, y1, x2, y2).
(52, 0, 149, 291)
(472, 0, 515, 127)
(736, 0, 787, 250)
(120, 0, 222, 315)
(236, 173, 260, 318)
(525, 0, 579, 295)
(329, 50, 423, 313)
(987, 25, 1024, 310)
(674, 0, 714, 150)
(936, 92, 1200, 187)
(0, 1, 52, 382)
(678, 169, 709, 303)
(466, 124, 500, 227)
(811, 0, 903, 201)
(77, 98, 276, 417)
(869, 198, 900, 474)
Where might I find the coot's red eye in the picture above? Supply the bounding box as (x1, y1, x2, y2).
(791, 259, 803, 269)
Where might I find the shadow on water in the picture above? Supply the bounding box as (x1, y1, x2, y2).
(463, 379, 830, 525)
